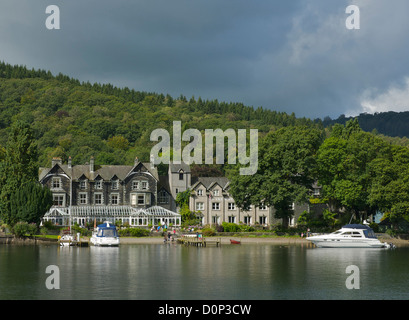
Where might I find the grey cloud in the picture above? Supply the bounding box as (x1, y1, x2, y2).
(0, 0, 408, 119)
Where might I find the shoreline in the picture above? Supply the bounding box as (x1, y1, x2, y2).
(2, 234, 409, 247)
(120, 235, 409, 246)
(119, 236, 312, 245)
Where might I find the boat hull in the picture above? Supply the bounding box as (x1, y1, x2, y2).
(230, 239, 241, 244)
(307, 237, 386, 248)
(90, 236, 120, 247)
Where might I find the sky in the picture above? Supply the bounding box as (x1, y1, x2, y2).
(1, 0, 409, 119)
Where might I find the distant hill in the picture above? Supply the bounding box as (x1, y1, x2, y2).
(322, 112, 409, 138)
(0, 62, 318, 168)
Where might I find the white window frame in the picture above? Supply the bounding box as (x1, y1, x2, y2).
(111, 193, 119, 205)
(79, 193, 88, 205)
(94, 193, 103, 205)
(51, 177, 61, 189)
(228, 202, 236, 210)
(94, 180, 103, 190)
(112, 180, 119, 190)
(196, 202, 204, 211)
(212, 202, 220, 210)
(80, 180, 87, 190)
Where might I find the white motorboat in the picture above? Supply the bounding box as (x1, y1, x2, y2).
(59, 234, 75, 247)
(90, 221, 120, 247)
(306, 224, 393, 248)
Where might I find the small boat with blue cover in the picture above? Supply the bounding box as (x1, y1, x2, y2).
(90, 221, 120, 247)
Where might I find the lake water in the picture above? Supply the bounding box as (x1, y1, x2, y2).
(1, 242, 408, 300)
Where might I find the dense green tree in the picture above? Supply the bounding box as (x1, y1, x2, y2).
(0, 121, 38, 226)
(316, 119, 392, 220)
(9, 182, 53, 226)
(228, 126, 323, 225)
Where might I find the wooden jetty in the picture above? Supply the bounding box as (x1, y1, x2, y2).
(177, 235, 221, 247)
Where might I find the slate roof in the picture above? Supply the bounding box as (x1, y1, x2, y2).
(39, 161, 158, 182)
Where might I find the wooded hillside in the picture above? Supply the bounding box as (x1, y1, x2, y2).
(0, 62, 317, 168)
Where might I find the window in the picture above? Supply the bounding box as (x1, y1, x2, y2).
(259, 216, 267, 225)
(52, 177, 61, 189)
(197, 189, 203, 196)
(111, 194, 119, 205)
(244, 216, 251, 224)
(228, 202, 235, 210)
(53, 194, 64, 206)
(80, 180, 87, 190)
(179, 172, 184, 180)
(112, 180, 119, 190)
(141, 181, 148, 190)
(212, 216, 220, 224)
(213, 189, 219, 196)
(131, 194, 137, 206)
(196, 202, 204, 211)
(94, 193, 103, 205)
(228, 216, 236, 223)
(132, 181, 139, 190)
(138, 194, 145, 205)
(259, 203, 267, 210)
(158, 190, 169, 204)
(212, 202, 220, 210)
(95, 180, 103, 189)
(79, 193, 87, 205)
(175, 188, 179, 194)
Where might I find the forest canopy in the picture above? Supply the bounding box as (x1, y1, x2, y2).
(0, 61, 317, 168)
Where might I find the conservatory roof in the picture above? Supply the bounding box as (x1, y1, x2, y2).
(44, 205, 180, 218)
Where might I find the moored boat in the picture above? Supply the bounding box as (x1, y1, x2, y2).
(230, 239, 241, 244)
(306, 224, 392, 248)
(90, 221, 120, 247)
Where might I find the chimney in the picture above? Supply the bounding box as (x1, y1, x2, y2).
(90, 156, 94, 173)
(68, 156, 72, 169)
(52, 157, 62, 167)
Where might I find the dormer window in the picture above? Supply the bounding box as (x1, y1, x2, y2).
(52, 177, 61, 189)
(95, 180, 103, 189)
(132, 180, 140, 190)
(213, 189, 219, 196)
(112, 180, 119, 190)
(80, 180, 87, 190)
(197, 189, 203, 196)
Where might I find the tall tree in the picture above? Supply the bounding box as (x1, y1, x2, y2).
(228, 126, 323, 225)
(316, 119, 391, 220)
(9, 182, 53, 225)
(0, 121, 38, 226)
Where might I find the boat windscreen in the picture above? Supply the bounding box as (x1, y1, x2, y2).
(98, 228, 117, 237)
(363, 229, 376, 238)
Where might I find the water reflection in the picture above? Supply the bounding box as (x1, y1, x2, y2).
(1, 244, 409, 299)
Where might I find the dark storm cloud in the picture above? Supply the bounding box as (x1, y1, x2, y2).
(1, 0, 409, 119)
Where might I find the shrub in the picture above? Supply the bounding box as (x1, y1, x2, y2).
(118, 227, 150, 237)
(12, 222, 37, 238)
(71, 223, 92, 236)
(221, 222, 240, 232)
(202, 228, 216, 237)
